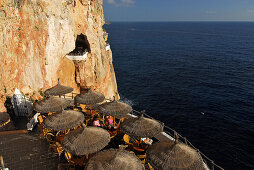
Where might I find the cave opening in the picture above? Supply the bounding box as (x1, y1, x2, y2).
(68, 34, 91, 56)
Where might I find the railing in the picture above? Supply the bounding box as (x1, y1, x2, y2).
(132, 109, 224, 170)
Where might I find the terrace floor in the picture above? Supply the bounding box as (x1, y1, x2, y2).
(0, 130, 62, 170)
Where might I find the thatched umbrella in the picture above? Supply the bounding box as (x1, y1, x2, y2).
(97, 100, 132, 119)
(0, 112, 10, 127)
(33, 96, 70, 113)
(147, 141, 205, 170)
(74, 90, 105, 105)
(119, 111, 163, 138)
(62, 126, 110, 156)
(85, 149, 144, 170)
(44, 79, 73, 96)
(42, 110, 85, 131)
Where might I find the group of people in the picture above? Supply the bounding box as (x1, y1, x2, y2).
(92, 115, 114, 130)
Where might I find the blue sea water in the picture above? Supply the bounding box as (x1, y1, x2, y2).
(104, 22, 254, 170)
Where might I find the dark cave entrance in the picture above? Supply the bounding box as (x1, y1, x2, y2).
(68, 34, 91, 55)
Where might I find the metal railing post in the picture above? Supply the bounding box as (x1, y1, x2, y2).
(211, 161, 214, 170)
(184, 137, 187, 144)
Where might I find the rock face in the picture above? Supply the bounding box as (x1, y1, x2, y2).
(0, 0, 119, 111)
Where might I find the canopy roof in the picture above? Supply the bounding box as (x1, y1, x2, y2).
(86, 149, 144, 170)
(44, 79, 73, 96)
(147, 141, 205, 170)
(33, 96, 70, 113)
(43, 110, 84, 131)
(97, 101, 132, 118)
(119, 112, 163, 138)
(62, 127, 110, 156)
(74, 90, 105, 105)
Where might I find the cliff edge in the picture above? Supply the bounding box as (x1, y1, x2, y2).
(0, 0, 119, 111)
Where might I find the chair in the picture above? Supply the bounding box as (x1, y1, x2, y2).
(49, 142, 64, 158)
(37, 115, 44, 124)
(109, 130, 118, 139)
(84, 116, 92, 126)
(137, 154, 146, 164)
(38, 124, 52, 138)
(64, 152, 86, 167)
(65, 152, 76, 165)
(123, 134, 134, 149)
(56, 130, 69, 142)
(46, 132, 56, 143)
(123, 134, 131, 144)
(73, 108, 79, 111)
(148, 163, 154, 170)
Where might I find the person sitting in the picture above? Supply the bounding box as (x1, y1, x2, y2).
(92, 116, 101, 127)
(141, 137, 153, 145)
(106, 116, 114, 129)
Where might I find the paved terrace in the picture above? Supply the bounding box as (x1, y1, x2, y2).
(0, 130, 62, 170)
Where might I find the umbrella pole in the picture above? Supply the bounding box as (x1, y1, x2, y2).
(102, 114, 105, 126)
(117, 118, 123, 127)
(114, 116, 116, 127)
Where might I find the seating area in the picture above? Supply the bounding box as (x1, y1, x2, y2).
(29, 81, 166, 169)
(0, 80, 209, 170)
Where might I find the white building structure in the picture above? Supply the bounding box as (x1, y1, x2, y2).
(65, 52, 88, 61)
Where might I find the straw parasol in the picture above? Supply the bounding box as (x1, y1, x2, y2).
(146, 141, 205, 170)
(44, 79, 73, 96)
(97, 100, 132, 119)
(85, 148, 144, 170)
(74, 89, 105, 105)
(42, 110, 85, 131)
(62, 126, 110, 156)
(33, 96, 70, 113)
(0, 112, 10, 127)
(119, 111, 163, 138)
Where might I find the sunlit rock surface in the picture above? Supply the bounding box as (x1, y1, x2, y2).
(0, 0, 119, 111)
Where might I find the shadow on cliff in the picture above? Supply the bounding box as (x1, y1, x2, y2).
(4, 97, 15, 120)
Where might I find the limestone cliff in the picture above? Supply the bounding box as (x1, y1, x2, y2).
(0, 0, 119, 111)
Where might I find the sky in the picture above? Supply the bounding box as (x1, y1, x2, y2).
(103, 0, 254, 21)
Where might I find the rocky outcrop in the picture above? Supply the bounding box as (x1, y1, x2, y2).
(0, 0, 119, 111)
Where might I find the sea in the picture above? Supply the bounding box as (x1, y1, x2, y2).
(104, 22, 254, 170)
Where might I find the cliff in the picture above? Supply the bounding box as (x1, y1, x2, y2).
(0, 0, 119, 111)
